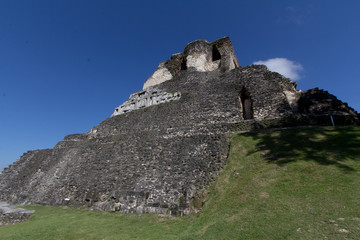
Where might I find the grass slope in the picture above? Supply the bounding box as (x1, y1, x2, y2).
(1, 126, 359, 239)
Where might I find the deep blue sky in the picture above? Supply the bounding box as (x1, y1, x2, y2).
(1, 0, 359, 170)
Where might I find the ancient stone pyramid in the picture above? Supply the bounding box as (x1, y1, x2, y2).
(0, 37, 358, 215)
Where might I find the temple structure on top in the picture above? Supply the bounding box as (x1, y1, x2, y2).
(1, 37, 358, 216)
(112, 37, 239, 117)
(143, 37, 240, 89)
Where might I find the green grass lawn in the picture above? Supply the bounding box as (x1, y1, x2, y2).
(1, 126, 360, 239)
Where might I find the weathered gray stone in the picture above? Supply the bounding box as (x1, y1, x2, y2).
(0, 202, 34, 225)
(111, 87, 181, 117)
(0, 37, 358, 216)
(143, 62, 173, 89)
(142, 37, 240, 89)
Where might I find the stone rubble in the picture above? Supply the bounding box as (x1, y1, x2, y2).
(0, 202, 34, 225)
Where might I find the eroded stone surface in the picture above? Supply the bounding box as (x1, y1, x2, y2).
(142, 37, 240, 89)
(186, 53, 219, 72)
(0, 202, 34, 225)
(0, 37, 358, 216)
(143, 62, 173, 89)
(111, 87, 181, 116)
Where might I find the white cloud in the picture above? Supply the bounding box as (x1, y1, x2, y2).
(253, 58, 303, 80)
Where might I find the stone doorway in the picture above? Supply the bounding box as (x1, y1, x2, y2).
(239, 87, 253, 120)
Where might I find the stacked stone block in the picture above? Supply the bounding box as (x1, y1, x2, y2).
(0, 37, 358, 215)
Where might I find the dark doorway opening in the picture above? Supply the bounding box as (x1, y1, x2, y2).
(212, 45, 221, 61)
(240, 87, 254, 120)
(181, 57, 187, 70)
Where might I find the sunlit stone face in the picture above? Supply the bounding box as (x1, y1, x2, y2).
(143, 62, 173, 89)
(186, 53, 219, 72)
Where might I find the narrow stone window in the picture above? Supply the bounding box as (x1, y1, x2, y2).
(239, 87, 253, 120)
(212, 45, 221, 61)
(181, 57, 187, 70)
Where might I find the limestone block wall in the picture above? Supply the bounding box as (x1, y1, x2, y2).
(143, 37, 240, 89)
(0, 202, 34, 226)
(298, 88, 359, 117)
(112, 87, 181, 117)
(0, 37, 358, 216)
(143, 62, 173, 90)
(224, 65, 296, 121)
(0, 66, 305, 215)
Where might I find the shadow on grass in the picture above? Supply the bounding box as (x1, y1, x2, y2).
(244, 126, 360, 172)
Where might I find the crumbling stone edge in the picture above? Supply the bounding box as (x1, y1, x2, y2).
(0, 202, 34, 226)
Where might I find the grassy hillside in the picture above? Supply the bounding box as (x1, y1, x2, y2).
(1, 126, 359, 239)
